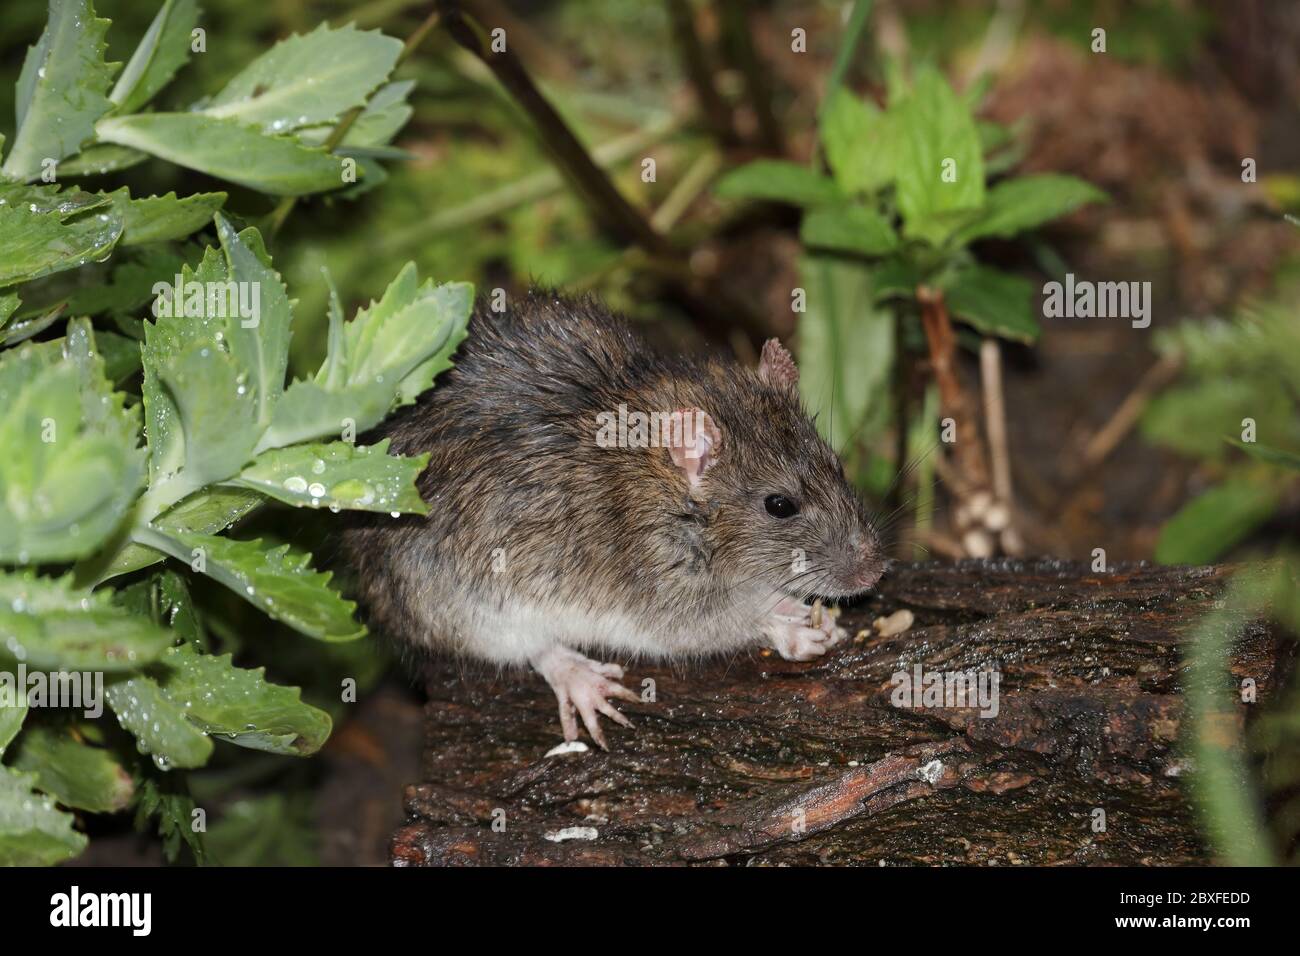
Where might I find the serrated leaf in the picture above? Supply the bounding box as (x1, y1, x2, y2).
(134, 527, 364, 641)
(0, 322, 145, 561)
(0, 571, 173, 672)
(58, 143, 147, 177)
(940, 265, 1040, 344)
(139, 243, 228, 488)
(952, 174, 1107, 245)
(715, 160, 843, 207)
(96, 113, 349, 196)
(800, 205, 898, 256)
(107, 188, 226, 246)
(260, 267, 472, 449)
(895, 65, 984, 244)
(152, 644, 332, 755)
(0, 181, 110, 219)
(0, 766, 86, 865)
(109, 0, 199, 115)
(0, 697, 26, 757)
(820, 88, 896, 195)
(130, 768, 204, 862)
(65, 244, 189, 318)
(0, 203, 123, 287)
(214, 215, 291, 428)
(226, 439, 429, 514)
(157, 341, 260, 490)
(100, 487, 264, 584)
(105, 674, 214, 770)
(1155, 479, 1280, 565)
(3, 0, 117, 182)
(9, 725, 134, 812)
(296, 80, 414, 150)
(203, 23, 402, 134)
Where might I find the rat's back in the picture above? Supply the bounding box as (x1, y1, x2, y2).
(340, 292, 663, 662)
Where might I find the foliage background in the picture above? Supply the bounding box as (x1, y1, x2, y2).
(1, 0, 1298, 864)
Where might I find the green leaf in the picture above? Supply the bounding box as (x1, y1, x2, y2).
(952, 174, 1107, 245)
(940, 265, 1040, 344)
(0, 766, 86, 865)
(0, 322, 145, 562)
(130, 768, 204, 863)
(715, 160, 843, 207)
(101, 487, 264, 581)
(107, 188, 226, 246)
(296, 80, 414, 149)
(0, 571, 173, 672)
(0, 696, 26, 757)
(57, 143, 147, 177)
(0, 181, 110, 219)
(9, 725, 134, 813)
(796, 254, 894, 458)
(203, 23, 402, 134)
(1230, 439, 1300, 471)
(109, 0, 199, 115)
(2, 0, 117, 181)
(1142, 380, 1292, 461)
(261, 266, 473, 448)
(214, 215, 292, 429)
(206, 793, 317, 865)
(151, 644, 332, 756)
(157, 341, 260, 489)
(819, 88, 896, 195)
(105, 674, 214, 770)
(871, 255, 923, 301)
(800, 205, 898, 256)
(96, 113, 349, 196)
(0, 202, 123, 287)
(1155, 479, 1280, 564)
(226, 439, 429, 514)
(894, 65, 985, 244)
(133, 527, 364, 641)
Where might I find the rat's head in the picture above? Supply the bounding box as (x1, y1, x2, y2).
(664, 339, 886, 602)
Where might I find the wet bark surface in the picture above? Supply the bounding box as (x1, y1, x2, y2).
(391, 560, 1293, 866)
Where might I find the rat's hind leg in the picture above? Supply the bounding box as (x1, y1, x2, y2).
(530, 645, 638, 749)
(762, 597, 846, 662)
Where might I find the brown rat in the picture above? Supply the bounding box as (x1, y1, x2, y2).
(340, 291, 886, 748)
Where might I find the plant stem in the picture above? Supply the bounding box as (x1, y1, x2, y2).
(716, 0, 783, 153)
(439, 2, 674, 258)
(820, 0, 875, 113)
(665, 0, 739, 147)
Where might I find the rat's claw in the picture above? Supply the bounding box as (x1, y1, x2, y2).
(764, 599, 846, 662)
(531, 646, 637, 750)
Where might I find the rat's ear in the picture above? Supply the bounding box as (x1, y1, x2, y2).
(758, 338, 799, 391)
(667, 408, 722, 488)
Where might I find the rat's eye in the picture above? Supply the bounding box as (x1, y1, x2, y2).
(764, 494, 799, 519)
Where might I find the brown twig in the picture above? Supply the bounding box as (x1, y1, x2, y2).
(917, 286, 990, 496)
(665, 0, 739, 147)
(1079, 352, 1184, 473)
(716, 0, 784, 153)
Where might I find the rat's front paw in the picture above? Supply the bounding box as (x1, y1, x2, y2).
(763, 598, 846, 662)
(531, 646, 638, 750)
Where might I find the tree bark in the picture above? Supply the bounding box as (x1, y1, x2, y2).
(391, 561, 1293, 866)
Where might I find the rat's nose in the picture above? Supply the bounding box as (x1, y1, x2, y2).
(847, 533, 885, 591)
